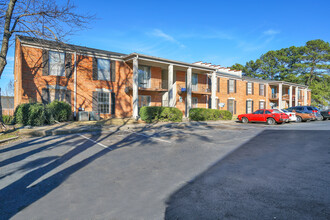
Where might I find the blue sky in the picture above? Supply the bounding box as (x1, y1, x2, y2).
(1, 0, 329, 92)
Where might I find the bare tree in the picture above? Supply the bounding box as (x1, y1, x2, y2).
(0, 0, 94, 129)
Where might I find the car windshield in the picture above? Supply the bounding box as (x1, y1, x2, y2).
(307, 107, 313, 111)
(281, 109, 288, 112)
(272, 110, 281, 113)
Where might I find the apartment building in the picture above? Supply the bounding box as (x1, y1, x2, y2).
(13, 36, 311, 119)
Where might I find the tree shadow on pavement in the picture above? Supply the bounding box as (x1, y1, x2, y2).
(0, 122, 213, 219)
(164, 130, 330, 220)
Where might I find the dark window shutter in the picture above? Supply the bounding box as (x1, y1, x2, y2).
(252, 83, 254, 95)
(65, 53, 72, 78)
(92, 57, 98, 80)
(41, 88, 50, 104)
(217, 99, 219, 109)
(246, 101, 248, 114)
(92, 91, 98, 112)
(264, 85, 266, 97)
(252, 101, 254, 112)
(110, 60, 116, 82)
(111, 92, 116, 115)
(217, 77, 220, 92)
(234, 80, 237, 93)
(66, 90, 71, 104)
(259, 85, 261, 96)
(246, 82, 248, 95)
(227, 80, 229, 94)
(42, 50, 49, 76)
(234, 101, 237, 114)
(227, 99, 230, 111)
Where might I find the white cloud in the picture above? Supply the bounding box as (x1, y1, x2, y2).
(150, 29, 185, 48)
(263, 29, 280, 36)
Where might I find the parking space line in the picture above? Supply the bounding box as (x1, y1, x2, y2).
(78, 134, 112, 150)
(129, 131, 172, 143)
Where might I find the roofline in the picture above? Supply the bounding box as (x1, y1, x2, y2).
(268, 81, 308, 88)
(123, 53, 217, 72)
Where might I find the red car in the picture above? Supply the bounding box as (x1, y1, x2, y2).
(238, 109, 290, 125)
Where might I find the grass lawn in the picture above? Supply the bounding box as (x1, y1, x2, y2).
(0, 129, 19, 141)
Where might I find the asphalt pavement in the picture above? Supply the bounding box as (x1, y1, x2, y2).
(0, 120, 329, 219)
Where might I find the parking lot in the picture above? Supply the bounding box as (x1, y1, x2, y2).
(0, 120, 329, 219)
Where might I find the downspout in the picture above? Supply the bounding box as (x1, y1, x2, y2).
(74, 51, 77, 118)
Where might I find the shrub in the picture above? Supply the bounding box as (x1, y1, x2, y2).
(47, 101, 72, 122)
(27, 103, 46, 126)
(189, 108, 232, 121)
(2, 115, 14, 125)
(14, 103, 32, 125)
(13, 101, 72, 126)
(139, 106, 183, 123)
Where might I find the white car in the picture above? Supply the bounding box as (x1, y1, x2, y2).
(281, 109, 297, 122)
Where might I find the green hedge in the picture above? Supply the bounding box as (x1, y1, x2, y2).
(139, 106, 183, 123)
(14, 101, 71, 126)
(189, 108, 232, 121)
(1, 115, 14, 125)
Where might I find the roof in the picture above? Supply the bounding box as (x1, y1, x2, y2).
(17, 35, 125, 57)
(242, 76, 308, 88)
(1, 96, 14, 109)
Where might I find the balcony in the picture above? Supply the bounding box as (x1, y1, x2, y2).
(125, 79, 168, 93)
(270, 93, 278, 100)
(177, 84, 211, 95)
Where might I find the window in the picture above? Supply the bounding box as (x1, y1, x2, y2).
(98, 92, 110, 114)
(227, 99, 235, 114)
(229, 79, 235, 93)
(139, 95, 151, 107)
(265, 110, 271, 114)
(254, 110, 264, 114)
(97, 58, 110, 81)
(42, 88, 71, 104)
(138, 66, 151, 88)
(259, 84, 265, 96)
(49, 51, 65, 76)
(272, 110, 281, 113)
(192, 97, 198, 108)
(192, 73, 198, 92)
(247, 82, 252, 95)
(246, 100, 253, 113)
(259, 101, 265, 109)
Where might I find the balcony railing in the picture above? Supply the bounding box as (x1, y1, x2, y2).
(271, 93, 278, 99)
(177, 84, 211, 95)
(125, 78, 168, 92)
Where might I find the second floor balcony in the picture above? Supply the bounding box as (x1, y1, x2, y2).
(125, 78, 168, 92)
(178, 84, 211, 95)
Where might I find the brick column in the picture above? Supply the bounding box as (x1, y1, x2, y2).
(132, 57, 139, 119)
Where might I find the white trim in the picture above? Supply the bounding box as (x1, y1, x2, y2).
(259, 99, 265, 102)
(228, 97, 235, 100)
(95, 88, 112, 92)
(246, 98, 253, 101)
(20, 44, 123, 61)
(46, 85, 67, 90)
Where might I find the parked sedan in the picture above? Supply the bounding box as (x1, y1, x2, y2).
(238, 109, 289, 125)
(280, 109, 297, 122)
(287, 110, 312, 122)
(320, 109, 330, 120)
(287, 106, 322, 120)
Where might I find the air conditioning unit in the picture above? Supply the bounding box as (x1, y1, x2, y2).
(89, 111, 100, 121)
(78, 111, 89, 121)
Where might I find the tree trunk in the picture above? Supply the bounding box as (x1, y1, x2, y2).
(0, 0, 17, 130)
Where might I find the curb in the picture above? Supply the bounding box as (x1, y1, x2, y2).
(0, 136, 19, 144)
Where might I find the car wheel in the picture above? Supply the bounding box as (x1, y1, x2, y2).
(296, 116, 302, 123)
(241, 117, 249, 123)
(267, 118, 276, 125)
(321, 115, 325, 121)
